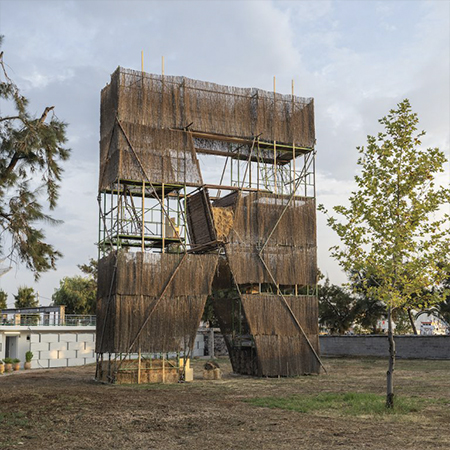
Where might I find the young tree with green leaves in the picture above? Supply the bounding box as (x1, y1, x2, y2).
(0, 36, 70, 278)
(319, 99, 450, 408)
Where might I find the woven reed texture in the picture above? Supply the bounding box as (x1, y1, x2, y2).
(105, 67, 315, 145)
(96, 251, 218, 353)
(186, 190, 216, 245)
(223, 192, 317, 285)
(253, 335, 320, 376)
(99, 67, 315, 189)
(241, 294, 320, 376)
(211, 290, 320, 376)
(211, 293, 258, 375)
(99, 125, 202, 190)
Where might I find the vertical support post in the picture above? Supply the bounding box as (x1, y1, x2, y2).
(184, 185, 187, 245)
(274, 141, 277, 194)
(162, 183, 165, 253)
(237, 152, 240, 186)
(313, 151, 316, 199)
(256, 140, 260, 191)
(138, 346, 141, 384)
(98, 194, 102, 260)
(231, 158, 233, 185)
(209, 328, 215, 359)
(162, 353, 166, 383)
(141, 181, 145, 252)
(141, 51, 144, 72)
(291, 78, 296, 196)
(292, 144, 296, 196)
(116, 178, 121, 249)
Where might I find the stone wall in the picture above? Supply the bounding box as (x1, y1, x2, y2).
(320, 335, 450, 359)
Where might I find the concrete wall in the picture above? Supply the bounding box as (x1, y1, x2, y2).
(0, 326, 206, 369)
(29, 330, 96, 368)
(320, 335, 450, 359)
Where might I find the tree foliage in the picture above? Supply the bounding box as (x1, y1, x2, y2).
(52, 259, 97, 314)
(320, 99, 450, 308)
(14, 286, 38, 308)
(318, 278, 357, 334)
(319, 99, 450, 407)
(78, 258, 98, 282)
(0, 36, 70, 278)
(52, 276, 96, 315)
(0, 288, 7, 310)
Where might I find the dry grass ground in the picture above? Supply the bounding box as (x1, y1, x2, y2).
(0, 357, 449, 449)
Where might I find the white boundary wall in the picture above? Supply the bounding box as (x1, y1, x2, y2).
(0, 326, 96, 369)
(0, 326, 205, 369)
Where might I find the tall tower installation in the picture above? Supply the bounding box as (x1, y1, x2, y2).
(96, 68, 323, 383)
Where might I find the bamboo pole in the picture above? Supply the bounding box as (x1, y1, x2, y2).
(292, 79, 295, 195)
(115, 252, 188, 372)
(257, 252, 326, 373)
(141, 51, 144, 72)
(141, 181, 145, 252)
(138, 346, 141, 384)
(162, 56, 165, 76)
(162, 353, 166, 383)
(116, 118, 186, 251)
(260, 150, 315, 254)
(162, 183, 165, 253)
(274, 141, 277, 194)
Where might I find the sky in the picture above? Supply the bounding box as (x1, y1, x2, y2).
(0, 0, 449, 307)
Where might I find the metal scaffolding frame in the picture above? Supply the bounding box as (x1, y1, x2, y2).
(96, 67, 322, 382)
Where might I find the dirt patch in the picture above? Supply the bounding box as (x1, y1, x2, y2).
(0, 358, 449, 449)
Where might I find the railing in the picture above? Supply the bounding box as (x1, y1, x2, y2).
(0, 314, 96, 327)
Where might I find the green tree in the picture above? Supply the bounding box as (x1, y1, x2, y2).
(318, 278, 357, 334)
(52, 276, 96, 315)
(78, 258, 98, 282)
(353, 296, 385, 334)
(52, 260, 97, 314)
(319, 99, 450, 408)
(14, 286, 38, 308)
(0, 289, 7, 310)
(439, 275, 450, 325)
(350, 272, 386, 334)
(0, 37, 70, 278)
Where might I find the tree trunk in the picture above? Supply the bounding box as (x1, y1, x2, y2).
(407, 308, 418, 335)
(386, 305, 395, 408)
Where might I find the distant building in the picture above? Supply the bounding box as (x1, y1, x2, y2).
(0, 306, 96, 368)
(415, 312, 449, 336)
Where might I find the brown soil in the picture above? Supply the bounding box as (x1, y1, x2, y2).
(0, 357, 449, 450)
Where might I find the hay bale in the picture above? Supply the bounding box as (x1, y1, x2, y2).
(203, 368, 221, 380)
(212, 206, 234, 241)
(204, 361, 220, 370)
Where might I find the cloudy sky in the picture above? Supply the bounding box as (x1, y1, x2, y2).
(0, 0, 449, 307)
